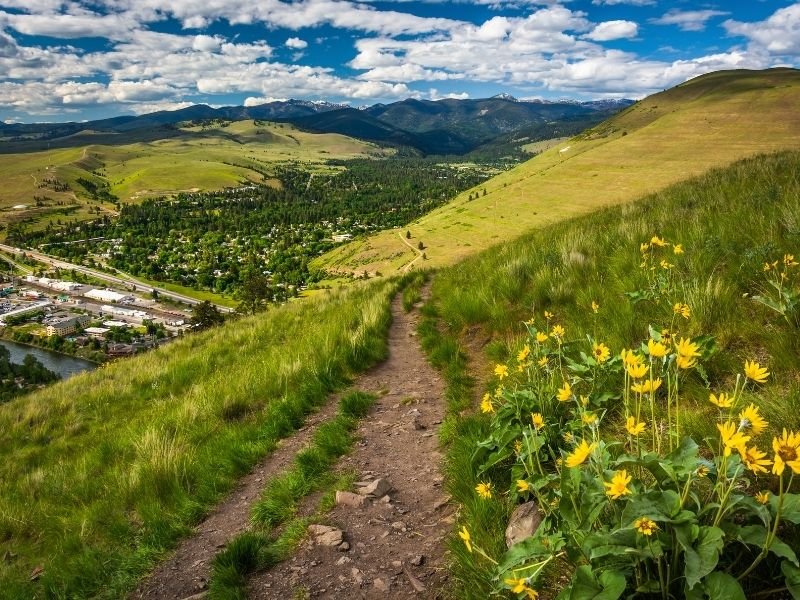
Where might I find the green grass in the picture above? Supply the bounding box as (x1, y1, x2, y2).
(119, 271, 240, 309)
(318, 68, 800, 275)
(0, 121, 389, 231)
(208, 390, 375, 599)
(420, 151, 800, 597)
(0, 280, 395, 599)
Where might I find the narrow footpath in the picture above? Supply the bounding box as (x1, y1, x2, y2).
(133, 289, 452, 599)
(248, 290, 452, 598)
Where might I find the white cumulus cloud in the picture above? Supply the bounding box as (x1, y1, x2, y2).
(585, 20, 638, 41)
(285, 37, 308, 49)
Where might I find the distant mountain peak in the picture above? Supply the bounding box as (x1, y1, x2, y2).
(491, 93, 518, 102)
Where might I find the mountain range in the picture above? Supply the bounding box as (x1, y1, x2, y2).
(0, 97, 633, 156)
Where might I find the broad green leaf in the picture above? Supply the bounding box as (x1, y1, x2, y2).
(683, 526, 724, 590)
(703, 572, 746, 600)
(783, 560, 800, 599)
(498, 533, 565, 572)
(665, 437, 701, 478)
(773, 493, 800, 524)
(621, 490, 681, 526)
(568, 566, 626, 600)
(737, 524, 798, 565)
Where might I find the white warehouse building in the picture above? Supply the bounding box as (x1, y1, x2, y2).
(85, 289, 134, 303)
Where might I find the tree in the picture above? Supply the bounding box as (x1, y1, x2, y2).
(190, 301, 225, 329)
(417, 241, 424, 250)
(406, 230, 411, 239)
(237, 272, 271, 315)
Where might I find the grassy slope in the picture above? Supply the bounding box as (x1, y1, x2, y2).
(0, 278, 398, 599)
(0, 121, 388, 229)
(317, 68, 800, 275)
(422, 151, 800, 596)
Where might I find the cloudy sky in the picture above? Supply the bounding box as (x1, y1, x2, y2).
(1, 0, 798, 122)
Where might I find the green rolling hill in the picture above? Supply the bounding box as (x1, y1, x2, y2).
(315, 68, 800, 276)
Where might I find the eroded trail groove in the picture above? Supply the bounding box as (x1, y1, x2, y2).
(132, 399, 346, 599)
(248, 292, 452, 598)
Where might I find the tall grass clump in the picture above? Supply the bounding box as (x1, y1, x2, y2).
(424, 151, 800, 597)
(0, 281, 393, 599)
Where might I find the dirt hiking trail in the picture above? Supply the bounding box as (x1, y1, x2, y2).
(133, 288, 453, 599)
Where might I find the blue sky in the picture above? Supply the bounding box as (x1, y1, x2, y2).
(0, 0, 798, 122)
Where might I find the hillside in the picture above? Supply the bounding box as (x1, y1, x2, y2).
(316, 68, 800, 275)
(0, 121, 387, 231)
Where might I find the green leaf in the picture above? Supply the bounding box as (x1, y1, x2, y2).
(737, 524, 799, 565)
(621, 490, 681, 526)
(703, 572, 746, 600)
(774, 493, 800, 524)
(783, 561, 800, 599)
(683, 526, 724, 590)
(582, 529, 637, 561)
(568, 566, 626, 600)
(498, 533, 565, 572)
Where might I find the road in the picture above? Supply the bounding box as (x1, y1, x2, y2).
(0, 244, 235, 313)
(397, 232, 425, 273)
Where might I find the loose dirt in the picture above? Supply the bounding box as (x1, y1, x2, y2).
(248, 290, 452, 599)
(132, 289, 453, 599)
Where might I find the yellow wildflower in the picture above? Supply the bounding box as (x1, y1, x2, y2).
(634, 516, 659, 536)
(626, 416, 646, 436)
(772, 429, 800, 475)
(544, 310, 554, 320)
(718, 421, 751, 457)
(531, 412, 545, 430)
(480, 393, 494, 414)
(673, 244, 684, 255)
(696, 465, 709, 478)
(661, 329, 672, 344)
(591, 300, 600, 313)
(458, 525, 472, 553)
(565, 439, 596, 468)
(494, 386, 504, 398)
(535, 331, 549, 343)
(675, 337, 701, 366)
(740, 445, 771, 474)
(592, 342, 610, 363)
(631, 378, 662, 395)
(557, 381, 572, 402)
(517, 345, 531, 363)
(504, 577, 539, 599)
(514, 439, 523, 454)
(627, 363, 648, 379)
(744, 360, 769, 384)
(660, 259, 674, 270)
(673, 302, 691, 319)
(621, 349, 644, 367)
(494, 364, 509, 380)
(516, 480, 530, 493)
(563, 432, 574, 443)
(537, 357, 548, 368)
(784, 254, 799, 267)
(475, 482, 493, 499)
(739, 403, 768, 435)
(604, 470, 633, 500)
(580, 395, 589, 406)
(647, 339, 667, 359)
(550, 324, 565, 339)
(640, 242, 650, 253)
(650, 235, 668, 247)
(755, 491, 770, 505)
(582, 412, 598, 426)
(709, 392, 733, 409)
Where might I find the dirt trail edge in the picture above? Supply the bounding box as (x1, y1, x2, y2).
(132, 393, 345, 598)
(248, 289, 452, 599)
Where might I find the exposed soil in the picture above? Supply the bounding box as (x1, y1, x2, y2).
(132, 289, 452, 599)
(248, 290, 452, 599)
(131, 398, 346, 599)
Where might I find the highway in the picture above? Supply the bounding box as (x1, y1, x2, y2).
(0, 244, 236, 313)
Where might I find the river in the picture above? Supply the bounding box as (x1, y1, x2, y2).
(0, 339, 97, 379)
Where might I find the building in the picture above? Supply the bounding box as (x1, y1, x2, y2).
(0, 301, 52, 324)
(45, 314, 90, 337)
(85, 289, 134, 303)
(102, 320, 130, 329)
(84, 326, 110, 340)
